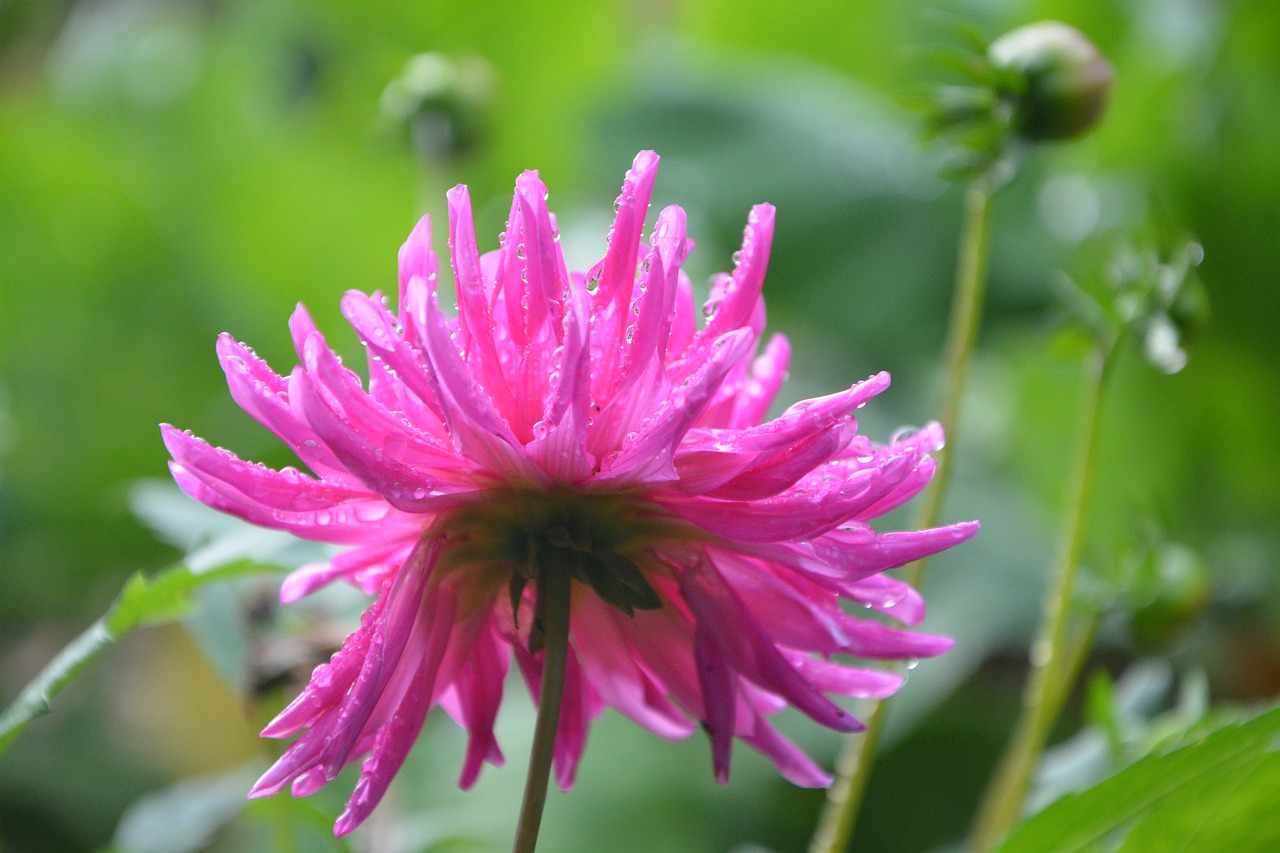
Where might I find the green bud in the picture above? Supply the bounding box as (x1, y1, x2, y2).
(989, 21, 1114, 141)
(381, 53, 495, 161)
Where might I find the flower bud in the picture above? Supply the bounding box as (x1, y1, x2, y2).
(989, 21, 1114, 141)
(381, 53, 494, 161)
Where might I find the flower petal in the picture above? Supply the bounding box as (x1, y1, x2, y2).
(681, 559, 861, 733)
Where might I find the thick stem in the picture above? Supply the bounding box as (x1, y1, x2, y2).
(968, 341, 1116, 851)
(810, 181, 994, 853)
(513, 569, 572, 853)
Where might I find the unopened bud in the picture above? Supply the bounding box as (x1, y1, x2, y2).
(989, 21, 1114, 142)
(381, 53, 494, 161)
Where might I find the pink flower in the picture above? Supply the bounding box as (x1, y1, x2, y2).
(163, 151, 977, 836)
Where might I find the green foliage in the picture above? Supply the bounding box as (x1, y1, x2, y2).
(0, 557, 279, 759)
(1, 0, 1278, 850)
(1000, 703, 1280, 852)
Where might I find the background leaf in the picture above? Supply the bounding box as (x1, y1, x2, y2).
(0, 558, 277, 758)
(999, 704, 1280, 853)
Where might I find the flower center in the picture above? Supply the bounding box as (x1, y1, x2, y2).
(432, 488, 699, 650)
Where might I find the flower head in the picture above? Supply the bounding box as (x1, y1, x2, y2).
(163, 151, 978, 836)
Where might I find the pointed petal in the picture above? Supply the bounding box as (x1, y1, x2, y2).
(681, 560, 860, 733)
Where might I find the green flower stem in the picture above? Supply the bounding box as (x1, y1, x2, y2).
(810, 180, 994, 853)
(969, 338, 1117, 851)
(907, 180, 995, 559)
(1048, 607, 1103, 721)
(513, 568, 572, 853)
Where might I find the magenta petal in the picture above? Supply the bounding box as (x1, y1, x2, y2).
(417, 287, 544, 485)
(334, 582, 462, 836)
(781, 652, 904, 699)
(162, 430, 414, 546)
(446, 186, 487, 354)
(552, 647, 593, 791)
(590, 150, 660, 330)
(446, 624, 508, 789)
(841, 574, 928, 625)
(526, 285, 594, 482)
(216, 335, 347, 480)
(340, 290, 449, 428)
(695, 626, 735, 783)
(706, 421, 852, 501)
(317, 539, 438, 778)
(602, 328, 755, 483)
(396, 215, 437, 347)
(718, 334, 791, 430)
(688, 204, 775, 353)
(814, 521, 981, 580)
(740, 711, 835, 787)
(682, 561, 861, 733)
(665, 272, 697, 361)
(709, 551, 850, 656)
(280, 541, 411, 603)
(574, 606, 693, 739)
(836, 616, 955, 660)
(292, 344, 462, 512)
(667, 451, 917, 544)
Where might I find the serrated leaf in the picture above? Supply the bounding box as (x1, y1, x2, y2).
(999, 703, 1280, 853)
(0, 558, 282, 758)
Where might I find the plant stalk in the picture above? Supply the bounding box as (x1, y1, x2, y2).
(513, 568, 572, 853)
(968, 339, 1117, 851)
(810, 180, 994, 853)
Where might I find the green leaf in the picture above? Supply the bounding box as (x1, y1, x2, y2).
(0, 558, 279, 759)
(999, 704, 1280, 853)
(110, 763, 261, 853)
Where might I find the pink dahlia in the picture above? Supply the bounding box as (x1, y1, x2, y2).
(163, 151, 977, 836)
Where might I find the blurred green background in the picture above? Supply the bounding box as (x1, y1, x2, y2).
(1, 0, 1277, 850)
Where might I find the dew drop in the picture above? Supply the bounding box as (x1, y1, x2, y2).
(890, 425, 919, 444)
